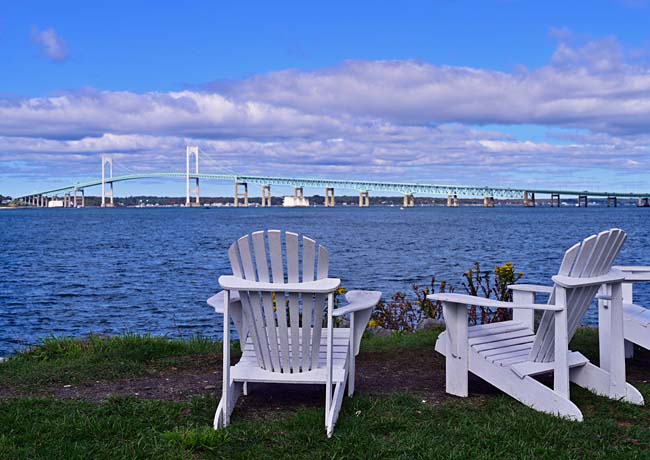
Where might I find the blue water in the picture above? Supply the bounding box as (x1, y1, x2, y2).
(2, 206, 650, 357)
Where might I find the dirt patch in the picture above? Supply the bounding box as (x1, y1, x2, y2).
(0, 349, 500, 410)
(4, 346, 650, 417)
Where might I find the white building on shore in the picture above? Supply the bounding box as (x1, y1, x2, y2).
(282, 196, 310, 207)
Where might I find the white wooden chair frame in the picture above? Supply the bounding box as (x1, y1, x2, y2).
(207, 230, 380, 437)
(429, 229, 644, 421)
(606, 265, 650, 359)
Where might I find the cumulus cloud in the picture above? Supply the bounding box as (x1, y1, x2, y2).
(4, 34, 650, 192)
(31, 27, 68, 62)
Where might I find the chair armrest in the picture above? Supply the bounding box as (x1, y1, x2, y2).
(508, 284, 554, 294)
(218, 275, 341, 293)
(333, 290, 381, 317)
(206, 290, 241, 314)
(614, 265, 650, 272)
(427, 293, 562, 311)
(612, 266, 650, 282)
(551, 269, 625, 288)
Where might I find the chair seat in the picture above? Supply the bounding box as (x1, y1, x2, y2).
(231, 327, 350, 384)
(624, 303, 650, 327)
(468, 320, 536, 367)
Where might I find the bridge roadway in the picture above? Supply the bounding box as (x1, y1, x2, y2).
(14, 172, 650, 200)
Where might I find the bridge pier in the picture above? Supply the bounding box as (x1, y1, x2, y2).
(551, 193, 561, 207)
(261, 185, 272, 207)
(72, 189, 85, 208)
(483, 196, 495, 207)
(446, 194, 458, 207)
(234, 182, 248, 207)
(186, 146, 200, 207)
(523, 191, 535, 207)
(325, 187, 335, 207)
(403, 194, 415, 207)
(578, 194, 588, 207)
(359, 191, 370, 207)
(607, 196, 617, 208)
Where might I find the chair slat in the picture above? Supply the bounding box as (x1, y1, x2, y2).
(276, 292, 291, 371)
(237, 236, 257, 281)
(239, 292, 266, 369)
(286, 232, 299, 283)
(288, 292, 301, 371)
(303, 237, 316, 282)
(261, 292, 280, 371)
(228, 244, 244, 277)
(317, 245, 329, 280)
(250, 293, 273, 369)
(302, 292, 314, 371)
(268, 230, 284, 283)
(252, 231, 270, 282)
(310, 294, 325, 370)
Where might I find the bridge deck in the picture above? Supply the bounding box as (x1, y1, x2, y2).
(15, 172, 650, 199)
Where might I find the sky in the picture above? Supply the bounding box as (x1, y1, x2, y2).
(2, 0, 650, 197)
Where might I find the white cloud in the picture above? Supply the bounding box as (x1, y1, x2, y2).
(4, 34, 650, 192)
(30, 27, 68, 62)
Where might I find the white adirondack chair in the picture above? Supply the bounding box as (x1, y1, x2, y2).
(429, 229, 644, 421)
(603, 265, 650, 359)
(207, 230, 380, 437)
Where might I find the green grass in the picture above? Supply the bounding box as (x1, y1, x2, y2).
(2, 329, 650, 459)
(0, 333, 227, 390)
(360, 328, 441, 353)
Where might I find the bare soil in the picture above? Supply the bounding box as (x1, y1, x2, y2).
(4, 346, 649, 418)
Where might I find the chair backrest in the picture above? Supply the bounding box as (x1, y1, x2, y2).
(529, 229, 626, 363)
(228, 230, 330, 373)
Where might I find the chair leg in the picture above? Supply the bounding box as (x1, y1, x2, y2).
(442, 303, 468, 397)
(348, 351, 355, 397)
(213, 380, 243, 429)
(326, 381, 346, 438)
(571, 362, 644, 405)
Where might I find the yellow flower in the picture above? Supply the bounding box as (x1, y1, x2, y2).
(368, 320, 379, 328)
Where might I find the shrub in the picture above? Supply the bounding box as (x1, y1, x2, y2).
(369, 263, 523, 330)
(370, 278, 453, 332)
(462, 262, 523, 324)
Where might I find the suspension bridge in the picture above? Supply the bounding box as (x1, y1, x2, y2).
(13, 146, 650, 208)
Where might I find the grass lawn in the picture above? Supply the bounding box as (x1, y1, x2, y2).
(1, 329, 650, 459)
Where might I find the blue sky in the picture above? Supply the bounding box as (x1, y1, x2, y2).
(2, 0, 650, 197)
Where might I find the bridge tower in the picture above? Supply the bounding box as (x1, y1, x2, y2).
(186, 146, 200, 207)
(101, 155, 114, 207)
